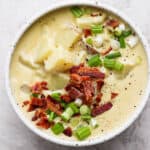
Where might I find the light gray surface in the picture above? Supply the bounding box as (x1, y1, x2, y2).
(0, 0, 150, 149)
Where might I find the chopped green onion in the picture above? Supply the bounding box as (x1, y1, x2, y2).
(46, 109, 51, 115)
(70, 6, 83, 18)
(105, 52, 121, 59)
(61, 102, 67, 109)
(31, 93, 39, 98)
(51, 92, 61, 102)
(80, 105, 91, 115)
(104, 58, 124, 71)
(88, 55, 102, 67)
(91, 24, 103, 34)
(119, 36, 126, 48)
(70, 117, 80, 127)
(69, 103, 79, 114)
(75, 126, 91, 140)
(61, 107, 74, 121)
(86, 37, 93, 45)
(122, 30, 132, 38)
(51, 123, 64, 135)
(81, 115, 91, 121)
(114, 61, 124, 71)
(104, 58, 116, 69)
(83, 7, 92, 14)
(114, 30, 122, 37)
(48, 112, 56, 122)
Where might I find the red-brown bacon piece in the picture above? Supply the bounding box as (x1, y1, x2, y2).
(83, 28, 92, 38)
(61, 94, 72, 103)
(106, 19, 120, 28)
(70, 63, 84, 74)
(111, 92, 118, 99)
(100, 47, 112, 56)
(36, 117, 54, 129)
(32, 109, 46, 121)
(63, 127, 72, 137)
(85, 44, 98, 54)
(95, 93, 103, 103)
(78, 67, 105, 79)
(97, 80, 104, 91)
(82, 80, 94, 105)
(68, 87, 83, 99)
(31, 81, 48, 94)
(91, 102, 113, 117)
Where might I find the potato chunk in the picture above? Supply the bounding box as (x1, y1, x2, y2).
(76, 14, 106, 28)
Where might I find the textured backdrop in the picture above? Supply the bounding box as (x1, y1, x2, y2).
(0, 0, 150, 150)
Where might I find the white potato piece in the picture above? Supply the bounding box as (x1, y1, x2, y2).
(34, 25, 55, 63)
(55, 23, 82, 50)
(19, 51, 39, 69)
(44, 46, 75, 72)
(76, 14, 106, 28)
(126, 35, 138, 48)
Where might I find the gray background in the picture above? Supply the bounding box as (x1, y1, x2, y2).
(0, 0, 150, 149)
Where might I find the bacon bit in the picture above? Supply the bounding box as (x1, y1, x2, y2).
(31, 81, 48, 94)
(82, 80, 94, 105)
(83, 28, 92, 38)
(78, 67, 105, 79)
(95, 93, 103, 103)
(100, 47, 112, 56)
(61, 94, 72, 103)
(97, 80, 104, 91)
(91, 102, 113, 117)
(63, 127, 72, 137)
(46, 98, 62, 116)
(111, 92, 118, 99)
(91, 12, 101, 17)
(70, 73, 90, 84)
(70, 63, 84, 74)
(107, 19, 120, 28)
(85, 44, 98, 54)
(68, 87, 83, 99)
(32, 109, 46, 121)
(28, 97, 46, 112)
(36, 117, 54, 129)
(22, 100, 30, 107)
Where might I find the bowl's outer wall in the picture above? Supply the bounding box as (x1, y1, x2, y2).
(5, 0, 150, 147)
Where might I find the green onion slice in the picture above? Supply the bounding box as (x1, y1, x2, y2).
(75, 126, 91, 140)
(69, 103, 79, 114)
(105, 52, 121, 59)
(70, 6, 83, 18)
(86, 37, 93, 45)
(119, 36, 126, 48)
(80, 105, 91, 115)
(51, 92, 61, 102)
(122, 30, 132, 38)
(88, 54, 102, 67)
(91, 24, 103, 34)
(51, 123, 64, 135)
(48, 112, 56, 122)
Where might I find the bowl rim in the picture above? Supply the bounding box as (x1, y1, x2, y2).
(5, 0, 150, 147)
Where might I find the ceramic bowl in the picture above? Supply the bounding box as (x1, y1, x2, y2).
(5, 0, 150, 147)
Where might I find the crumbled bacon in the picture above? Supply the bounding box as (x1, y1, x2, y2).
(46, 97, 62, 116)
(100, 47, 112, 56)
(91, 102, 113, 117)
(28, 97, 46, 112)
(82, 80, 94, 105)
(78, 67, 105, 79)
(22, 100, 30, 107)
(36, 117, 54, 129)
(111, 92, 118, 99)
(32, 109, 46, 121)
(85, 44, 98, 54)
(83, 28, 92, 38)
(95, 93, 103, 103)
(61, 94, 72, 103)
(106, 19, 120, 28)
(68, 87, 83, 99)
(63, 127, 72, 137)
(97, 80, 104, 91)
(70, 63, 84, 74)
(31, 81, 48, 94)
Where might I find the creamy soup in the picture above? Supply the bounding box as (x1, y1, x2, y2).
(10, 6, 148, 141)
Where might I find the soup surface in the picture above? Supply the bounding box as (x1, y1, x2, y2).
(10, 6, 148, 141)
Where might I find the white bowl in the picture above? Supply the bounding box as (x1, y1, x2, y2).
(5, 0, 150, 147)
